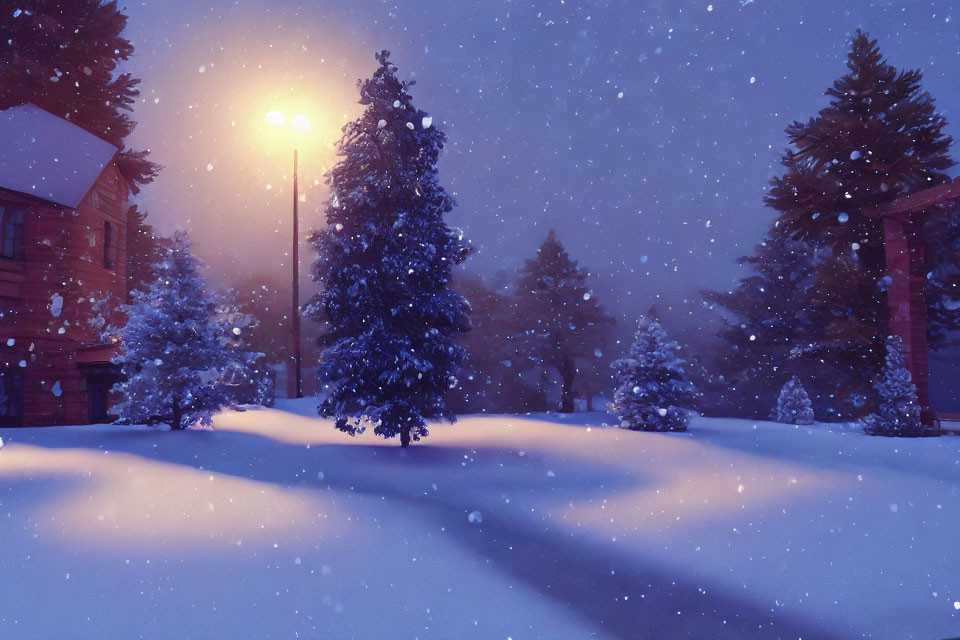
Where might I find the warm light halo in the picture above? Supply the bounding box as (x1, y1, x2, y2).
(265, 110, 285, 128)
(291, 114, 311, 132)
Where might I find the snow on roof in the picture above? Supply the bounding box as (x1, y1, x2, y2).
(0, 103, 120, 208)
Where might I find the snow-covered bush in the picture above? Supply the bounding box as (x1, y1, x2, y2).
(775, 376, 814, 425)
(112, 232, 269, 429)
(610, 316, 697, 432)
(861, 335, 922, 436)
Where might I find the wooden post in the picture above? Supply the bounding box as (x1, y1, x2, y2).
(882, 216, 930, 408)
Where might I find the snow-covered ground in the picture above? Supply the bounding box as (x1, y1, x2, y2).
(1, 402, 958, 639)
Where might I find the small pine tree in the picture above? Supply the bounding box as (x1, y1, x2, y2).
(776, 377, 815, 425)
(214, 298, 274, 408)
(861, 336, 923, 436)
(112, 232, 266, 429)
(610, 317, 697, 432)
(307, 51, 470, 448)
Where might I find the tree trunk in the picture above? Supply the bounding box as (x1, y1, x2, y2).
(171, 401, 183, 431)
(400, 426, 411, 448)
(559, 356, 576, 413)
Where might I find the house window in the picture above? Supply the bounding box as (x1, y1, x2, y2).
(0, 207, 25, 260)
(0, 370, 23, 426)
(103, 221, 114, 269)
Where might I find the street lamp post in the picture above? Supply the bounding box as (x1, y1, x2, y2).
(291, 146, 302, 398)
(266, 110, 311, 399)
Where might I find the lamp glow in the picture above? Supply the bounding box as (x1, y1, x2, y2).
(265, 110, 285, 128)
(291, 114, 311, 132)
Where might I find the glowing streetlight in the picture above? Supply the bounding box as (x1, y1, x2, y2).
(265, 110, 285, 128)
(291, 114, 311, 132)
(266, 110, 311, 399)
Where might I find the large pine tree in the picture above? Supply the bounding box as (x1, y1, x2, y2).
(308, 51, 470, 448)
(0, 0, 159, 188)
(512, 230, 614, 413)
(767, 29, 953, 260)
(709, 30, 957, 417)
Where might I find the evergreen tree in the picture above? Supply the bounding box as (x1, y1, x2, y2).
(710, 30, 957, 417)
(920, 207, 960, 349)
(573, 341, 615, 412)
(861, 336, 923, 436)
(513, 230, 614, 413)
(448, 272, 533, 413)
(228, 273, 292, 365)
(610, 317, 697, 432)
(125, 205, 166, 301)
(112, 232, 265, 429)
(0, 0, 159, 188)
(307, 51, 470, 448)
(766, 30, 954, 342)
(776, 377, 815, 425)
(703, 231, 820, 416)
(767, 29, 953, 264)
(213, 297, 274, 408)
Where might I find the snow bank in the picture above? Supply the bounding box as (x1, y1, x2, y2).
(0, 405, 957, 639)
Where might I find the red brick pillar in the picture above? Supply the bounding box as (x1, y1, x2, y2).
(883, 216, 931, 407)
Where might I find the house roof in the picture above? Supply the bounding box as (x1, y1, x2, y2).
(0, 103, 120, 208)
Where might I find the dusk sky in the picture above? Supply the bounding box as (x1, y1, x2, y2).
(123, 0, 960, 318)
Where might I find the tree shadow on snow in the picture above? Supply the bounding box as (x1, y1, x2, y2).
(7, 425, 843, 640)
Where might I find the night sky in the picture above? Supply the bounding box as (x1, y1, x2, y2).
(123, 0, 960, 320)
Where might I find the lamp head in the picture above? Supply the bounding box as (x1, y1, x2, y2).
(265, 110, 285, 129)
(291, 114, 311, 133)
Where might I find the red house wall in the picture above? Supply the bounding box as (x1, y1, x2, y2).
(0, 162, 128, 426)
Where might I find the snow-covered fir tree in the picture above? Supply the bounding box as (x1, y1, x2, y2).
(861, 336, 923, 436)
(775, 376, 814, 425)
(214, 298, 274, 408)
(610, 316, 697, 432)
(306, 51, 470, 448)
(112, 232, 269, 429)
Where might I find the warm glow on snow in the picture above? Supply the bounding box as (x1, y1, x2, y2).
(0, 442, 333, 550)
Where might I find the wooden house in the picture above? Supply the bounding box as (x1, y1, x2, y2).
(0, 104, 129, 426)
